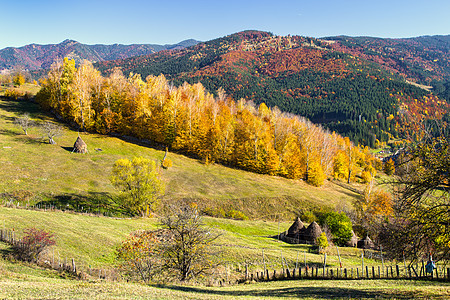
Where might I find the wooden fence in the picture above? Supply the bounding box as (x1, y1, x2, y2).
(0, 228, 118, 281)
(240, 263, 450, 283)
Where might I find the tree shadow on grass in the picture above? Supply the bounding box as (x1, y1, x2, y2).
(0, 97, 44, 118)
(0, 128, 20, 137)
(0, 245, 14, 259)
(14, 135, 43, 145)
(160, 284, 422, 299)
(35, 192, 129, 217)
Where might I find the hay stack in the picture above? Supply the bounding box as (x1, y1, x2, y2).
(73, 136, 88, 153)
(357, 235, 375, 249)
(287, 217, 305, 238)
(346, 230, 358, 247)
(305, 221, 322, 243)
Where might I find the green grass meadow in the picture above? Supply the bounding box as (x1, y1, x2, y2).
(0, 93, 361, 219)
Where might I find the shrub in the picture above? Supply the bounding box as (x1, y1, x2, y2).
(298, 208, 316, 223)
(4, 89, 24, 100)
(317, 232, 329, 253)
(320, 211, 353, 246)
(13, 228, 56, 262)
(161, 158, 173, 169)
(225, 209, 249, 220)
(202, 207, 226, 218)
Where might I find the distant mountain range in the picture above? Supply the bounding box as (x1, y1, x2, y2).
(95, 31, 450, 146)
(0, 39, 200, 71)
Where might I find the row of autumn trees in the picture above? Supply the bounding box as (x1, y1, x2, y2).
(36, 58, 379, 186)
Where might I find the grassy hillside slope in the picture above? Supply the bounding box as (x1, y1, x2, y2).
(0, 209, 449, 299)
(0, 94, 361, 219)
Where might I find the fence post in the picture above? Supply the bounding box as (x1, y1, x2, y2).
(262, 250, 266, 278)
(396, 265, 400, 278)
(361, 251, 364, 277)
(372, 266, 375, 279)
(447, 268, 450, 281)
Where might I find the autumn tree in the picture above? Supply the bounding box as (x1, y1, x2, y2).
(116, 230, 163, 283)
(111, 157, 165, 217)
(72, 60, 99, 130)
(384, 158, 395, 175)
(354, 183, 393, 235)
(13, 73, 25, 87)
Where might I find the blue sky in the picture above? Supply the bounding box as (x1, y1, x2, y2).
(1, 0, 449, 49)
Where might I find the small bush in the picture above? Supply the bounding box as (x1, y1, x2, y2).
(202, 207, 248, 220)
(161, 158, 173, 169)
(320, 211, 353, 246)
(4, 89, 24, 100)
(202, 207, 226, 218)
(225, 209, 249, 220)
(13, 228, 56, 262)
(317, 232, 329, 253)
(298, 209, 317, 223)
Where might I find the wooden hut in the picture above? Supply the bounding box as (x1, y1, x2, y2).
(73, 136, 88, 153)
(357, 235, 375, 249)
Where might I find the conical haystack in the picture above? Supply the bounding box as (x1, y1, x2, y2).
(73, 136, 88, 153)
(346, 230, 358, 247)
(357, 235, 375, 249)
(287, 217, 305, 238)
(305, 221, 322, 243)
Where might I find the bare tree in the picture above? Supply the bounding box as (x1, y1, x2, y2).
(159, 203, 220, 281)
(40, 121, 63, 144)
(14, 113, 34, 135)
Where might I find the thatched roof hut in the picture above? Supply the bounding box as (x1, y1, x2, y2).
(304, 221, 322, 243)
(357, 235, 375, 249)
(287, 217, 305, 238)
(73, 136, 88, 153)
(346, 230, 358, 247)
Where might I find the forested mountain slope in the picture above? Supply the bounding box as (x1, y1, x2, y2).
(96, 31, 450, 146)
